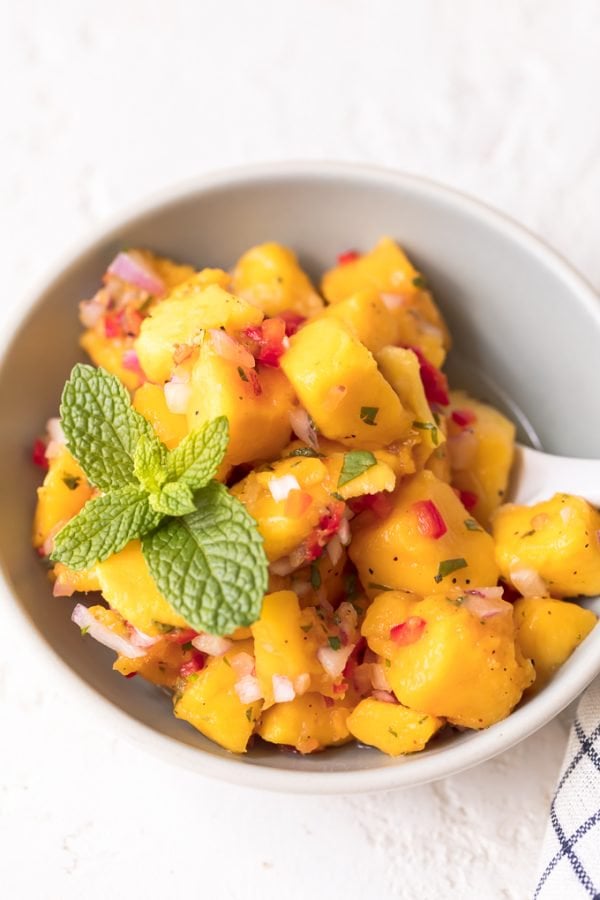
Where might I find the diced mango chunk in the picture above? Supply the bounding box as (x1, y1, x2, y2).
(258, 693, 352, 753)
(187, 347, 294, 466)
(80, 328, 142, 391)
(231, 242, 323, 318)
(281, 317, 411, 448)
(376, 346, 442, 465)
(493, 494, 600, 597)
(347, 698, 443, 755)
(514, 596, 596, 687)
(135, 281, 263, 383)
(95, 540, 189, 635)
(251, 591, 335, 705)
(448, 391, 515, 527)
(33, 448, 93, 548)
(133, 382, 188, 450)
(232, 457, 333, 560)
(350, 470, 499, 597)
(362, 592, 534, 729)
(174, 641, 261, 753)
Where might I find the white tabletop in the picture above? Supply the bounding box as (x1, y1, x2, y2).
(2, 2, 599, 897)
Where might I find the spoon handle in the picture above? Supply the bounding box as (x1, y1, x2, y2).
(510, 445, 600, 507)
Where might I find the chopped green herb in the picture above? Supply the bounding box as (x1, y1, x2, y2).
(368, 581, 394, 592)
(412, 275, 427, 289)
(388, 726, 399, 737)
(153, 621, 176, 634)
(80, 625, 89, 636)
(412, 420, 439, 446)
(384, 658, 391, 668)
(338, 450, 377, 487)
(331, 491, 344, 502)
(434, 558, 468, 584)
(245, 708, 253, 722)
(418, 716, 428, 725)
(345, 572, 358, 599)
(237, 366, 249, 382)
(182, 641, 194, 651)
(62, 474, 81, 490)
(287, 447, 323, 458)
(310, 561, 321, 589)
(328, 636, 342, 650)
(222, 656, 232, 668)
(359, 406, 379, 426)
(433, 411, 441, 426)
(464, 518, 482, 532)
(300, 623, 313, 633)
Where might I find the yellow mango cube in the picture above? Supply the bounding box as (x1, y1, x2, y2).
(135, 281, 263, 383)
(347, 698, 443, 755)
(95, 540, 189, 635)
(281, 317, 411, 448)
(448, 391, 516, 527)
(174, 641, 262, 753)
(513, 596, 596, 687)
(258, 693, 352, 753)
(33, 447, 94, 548)
(493, 494, 600, 597)
(232, 456, 333, 561)
(80, 329, 142, 391)
(349, 470, 499, 597)
(231, 242, 323, 318)
(187, 347, 294, 466)
(251, 591, 336, 705)
(376, 346, 443, 465)
(362, 592, 534, 729)
(133, 382, 188, 449)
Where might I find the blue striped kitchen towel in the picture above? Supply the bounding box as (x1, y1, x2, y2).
(534, 678, 600, 899)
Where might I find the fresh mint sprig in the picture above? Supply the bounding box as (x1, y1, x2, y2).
(51, 365, 267, 635)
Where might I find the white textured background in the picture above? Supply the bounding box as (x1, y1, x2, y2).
(1, 1, 599, 897)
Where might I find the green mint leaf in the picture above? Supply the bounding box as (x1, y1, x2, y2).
(60, 364, 156, 490)
(359, 406, 379, 426)
(413, 420, 439, 446)
(434, 557, 468, 584)
(165, 417, 229, 490)
(142, 481, 267, 635)
(338, 450, 377, 487)
(149, 481, 197, 517)
(51, 486, 162, 570)
(134, 435, 168, 493)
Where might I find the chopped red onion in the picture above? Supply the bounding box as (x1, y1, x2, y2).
(71, 604, 145, 658)
(107, 251, 165, 296)
(230, 652, 255, 678)
(192, 634, 232, 656)
(164, 380, 191, 415)
(268, 474, 301, 502)
(317, 643, 355, 678)
(272, 674, 296, 703)
(463, 590, 511, 619)
(289, 407, 319, 451)
(209, 329, 255, 369)
(326, 534, 343, 566)
(371, 689, 397, 704)
(510, 567, 549, 598)
(234, 674, 262, 704)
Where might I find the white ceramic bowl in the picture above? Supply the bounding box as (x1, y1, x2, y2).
(2, 162, 599, 793)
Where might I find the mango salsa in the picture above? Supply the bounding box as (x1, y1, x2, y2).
(32, 237, 597, 759)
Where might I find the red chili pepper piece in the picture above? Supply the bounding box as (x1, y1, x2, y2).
(165, 628, 198, 644)
(125, 672, 138, 679)
(304, 501, 345, 562)
(244, 318, 287, 367)
(390, 616, 426, 646)
(337, 249, 360, 266)
(278, 310, 306, 336)
(457, 489, 478, 512)
(411, 500, 448, 539)
(32, 438, 49, 469)
(342, 636, 367, 680)
(451, 408, 477, 428)
(405, 345, 450, 406)
(104, 312, 122, 339)
(348, 491, 394, 519)
(180, 651, 205, 678)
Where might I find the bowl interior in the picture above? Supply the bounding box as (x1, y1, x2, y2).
(2, 165, 600, 789)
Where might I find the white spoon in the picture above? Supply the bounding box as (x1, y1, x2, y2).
(510, 445, 600, 507)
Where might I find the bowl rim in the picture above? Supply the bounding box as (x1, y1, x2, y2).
(3, 160, 600, 794)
